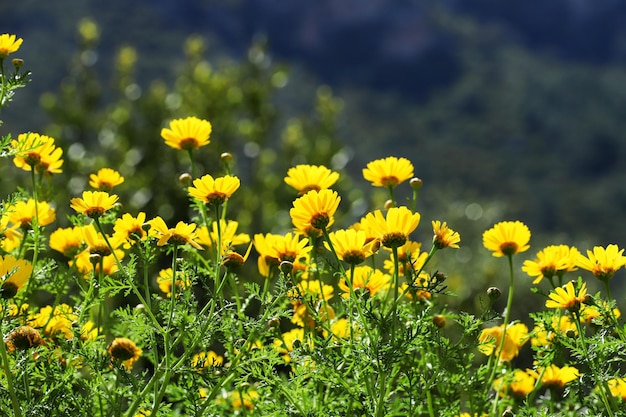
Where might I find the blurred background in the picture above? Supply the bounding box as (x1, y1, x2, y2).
(2, 0, 626, 307)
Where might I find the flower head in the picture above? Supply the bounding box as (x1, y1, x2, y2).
(432, 220, 460, 249)
(5, 326, 44, 352)
(161, 116, 212, 151)
(522, 245, 580, 284)
(192, 350, 224, 370)
(539, 365, 579, 389)
(493, 369, 536, 400)
(50, 226, 84, 258)
(148, 216, 203, 250)
(70, 191, 119, 219)
(0, 34, 23, 59)
(362, 156, 414, 188)
(11, 133, 64, 175)
(546, 281, 587, 312)
(324, 229, 378, 265)
(108, 337, 142, 370)
(479, 322, 529, 362)
(577, 244, 626, 282)
(113, 212, 147, 248)
(606, 378, 626, 401)
(0, 255, 33, 299)
(188, 174, 240, 207)
(284, 164, 340, 194)
(362, 206, 420, 249)
(156, 268, 191, 297)
(290, 189, 341, 235)
(338, 265, 390, 298)
(89, 168, 125, 191)
(29, 304, 77, 339)
(482, 220, 531, 257)
(4, 199, 56, 230)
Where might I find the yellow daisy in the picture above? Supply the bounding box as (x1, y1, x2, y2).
(89, 168, 125, 191)
(362, 156, 414, 188)
(577, 244, 626, 282)
(11, 132, 64, 175)
(156, 268, 191, 297)
(161, 116, 212, 151)
(493, 369, 536, 400)
(522, 244, 580, 284)
(0, 255, 33, 299)
(113, 212, 147, 248)
(338, 265, 390, 298)
(108, 337, 142, 370)
(284, 164, 340, 194)
(290, 189, 341, 235)
(545, 281, 587, 312)
(606, 378, 626, 401)
(538, 364, 579, 389)
(478, 322, 529, 362)
(148, 216, 203, 250)
(70, 191, 119, 219)
(361, 206, 420, 249)
(482, 220, 531, 257)
(29, 304, 77, 339)
(5, 326, 44, 352)
(0, 34, 23, 59)
(49, 226, 84, 258)
(191, 350, 224, 369)
(188, 174, 240, 207)
(4, 199, 56, 229)
(324, 229, 378, 265)
(432, 220, 460, 249)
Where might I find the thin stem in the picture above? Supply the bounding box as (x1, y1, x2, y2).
(0, 328, 23, 417)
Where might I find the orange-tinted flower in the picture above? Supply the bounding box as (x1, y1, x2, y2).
(5, 326, 44, 352)
(432, 220, 460, 249)
(482, 221, 531, 257)
(577, 244, 626, 282)
(188, 174, 240, 207)
(290, 189, 341, 235)
(522, 245, 580, 284)
(284, 164, 340, 194)
(362, 156, 413, 188)
(108, 337, 142, 370)
(361, 206, 420, 249)
(70, 191, 118, 219)
(148, 216, 203, 250)
(0, 34, 23, 58)
(89, 168, 125, 191)
(161, 116, 212, 150)
(479, 322, 529, 362)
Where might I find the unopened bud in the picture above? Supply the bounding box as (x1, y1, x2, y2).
(179, 172, 192, 186)
(12, 58, 24, 69)
(267, 317, 280, 328)
(384, 199, 395, 210)
(221, 152, 233, 163)
(410, 177, 423, 190)
(89, 253, 101, 265)
(279, 261, 293, 275)
(487, 287, 501, 300)
(565, 329, 576, 339)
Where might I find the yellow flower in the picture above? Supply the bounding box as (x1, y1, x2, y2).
(70, 191, 119, 219)
(0, 255, 33, 299)
(148, 216, 203, 250)
(288, 279, 334, 327)
(290, 189, 341, 235)
(482, 220, 531, 257)
(284, 164, 340, 194)
(383, 240, 426, 275)
(531, 316, 578, 347)
(324, 229, 378, 265)
(522, 245, 580, 284)
(82, 224, 124, 257)
(188, 174, 240, 207)
(0, 34, 23, 58)
(577, 244, 626, 282)
(108, 337, 142, 370)
(606, 378, 626, 401)
(362, 156, 414, 188)
(546, 281, 587, 312)
(49, 226, 84, 258)
(338, 265, 390, 298)
(479, 322, 529, 362)
(0, 222, 22, 252)
(4, 199, 56, 230)
(11, 132, 64, 175)
(579, 302, 621, 325)
(264, 232, 312, 264)
(113, 212, 147, 248)
(192, 350, 224, 369)
(89, 168, 125, 191)
(161, 116, 212, 150)
(493, 369, 536, 400)
(229, 389, 259, 411)
(156, 268, 191, 297)
(74, 250, 122, 277)
(432, 220, 460, 249)
(29, 304, 77, 339)
(538, 364, 579, 389)
(362, 206, 420, 248)
(196, 220, 250, 253)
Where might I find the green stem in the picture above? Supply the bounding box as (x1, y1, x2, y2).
(0, 328, 22, 417)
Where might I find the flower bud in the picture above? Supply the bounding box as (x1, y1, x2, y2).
(384, 199, 395, 210)
(178, 172, 192, 186)
(221, 152, 233, 163)
(432, 315, 446, 328)
(12, 58, 24, 69)
(487, 287, 501, 300)
(279, 260, 293, 276)
(410, 177, 423, 190)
